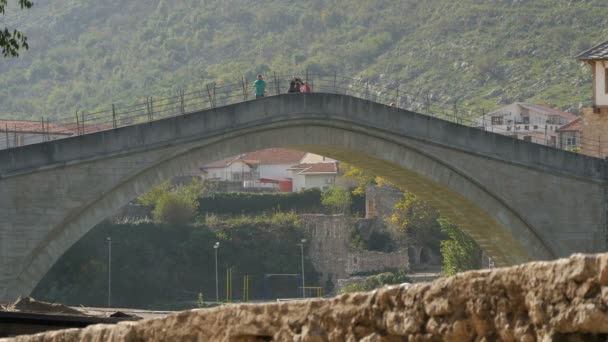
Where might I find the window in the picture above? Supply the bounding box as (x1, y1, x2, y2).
(534, 125, 538, 129)
(522, 116, 530, 124)
(491, 116, 503, 125)
(507, 126, 511, 131)
(566, 137, 577, 146)
(232, 172, 241, 181)
(524, 125, 529, 130)
(325, 177, 334, 184)
(605, 68, 608, 94)
(523, 136, 532, 142)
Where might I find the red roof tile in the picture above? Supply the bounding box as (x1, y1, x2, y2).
(59, 123, 114, 134)
(203, 156, 239, 168)
(557, 117, 582, 132)
(518, 103, 577, 120)
(241, 148, 306, 164)
(0, 120, 74, 135)
(289, 162, 338, 174)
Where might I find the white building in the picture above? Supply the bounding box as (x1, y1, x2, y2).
(577, 41, 608, 108)
(478, 102, 577, 147)
(202, 156, 256, 181)
(288, 162, 339, 192)
(201, 148, 338, 191)
(240, 148, 307, 180)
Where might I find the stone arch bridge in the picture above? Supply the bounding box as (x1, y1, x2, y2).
(1, 93, 607, 302)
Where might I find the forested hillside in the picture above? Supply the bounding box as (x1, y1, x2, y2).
(1, 0, 607, 119)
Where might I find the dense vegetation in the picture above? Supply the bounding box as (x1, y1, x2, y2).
(32, 215, 318, 309)
(1, 0, 607, 121)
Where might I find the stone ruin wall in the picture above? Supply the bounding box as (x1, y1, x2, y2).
(346, 249, 409, 276)
(300, 214, 409, 288)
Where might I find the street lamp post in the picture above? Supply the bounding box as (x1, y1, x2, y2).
(213, 242, 220, 302)
(105, 236, 112, 308)
(298, 239, 306, 298)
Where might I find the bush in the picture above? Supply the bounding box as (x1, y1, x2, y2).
(153, 192, 197, 224)
(198, 188, 323, 215)
(321, 186, 352, 214)
(439, 218, 482, 276)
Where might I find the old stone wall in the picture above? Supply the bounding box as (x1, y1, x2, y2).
(365, 184, 402, 220)
(301, 214, 409, 288)
(7, 253, 608, 341)
(580, 107, 608, 158)
(346, 249, 409, 275)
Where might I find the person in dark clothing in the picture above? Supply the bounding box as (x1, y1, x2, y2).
(288, 78, 299, 93)
(294, 77, 303, 92)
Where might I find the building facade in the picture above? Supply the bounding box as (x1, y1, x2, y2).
(557, 117, 581, 151)
(576, 40, 608, 158)
(288, 162, 339, 192)
(478, 103, 577, 147)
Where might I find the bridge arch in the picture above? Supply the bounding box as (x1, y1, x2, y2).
(1, 93, 605, 301)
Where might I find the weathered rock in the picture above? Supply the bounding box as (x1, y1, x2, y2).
(5, 253, 608, 341)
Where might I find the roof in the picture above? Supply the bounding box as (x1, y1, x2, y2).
(576, 40, 608, 61)
(517, 103, 578, 120)
(0, 120, 74, 135)
(59, 123, 114, 134)
(557, 117, 582, 132)
(203, 156, 238, 169)
(289, 162, 338, 174)
(241, 148, 306, 164)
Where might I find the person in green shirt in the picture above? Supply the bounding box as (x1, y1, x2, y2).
(253, 74, 267, 98)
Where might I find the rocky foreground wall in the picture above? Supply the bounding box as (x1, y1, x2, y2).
(6, 253, 608, 341)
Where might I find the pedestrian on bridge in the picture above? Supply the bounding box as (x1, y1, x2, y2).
(254, 75, 267, 98)
(301, 81, 312, 93)
(288, 78, 299, 93)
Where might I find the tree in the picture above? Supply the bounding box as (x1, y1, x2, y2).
(321, 186, 352, 214)
(341, 163, 393, 196)
(137, 181, 171, 207)
(439, 218, 482, 276)
(390, 192, 442, 249)
(153, 192, 197, 225)
(0, 0, 33, 57)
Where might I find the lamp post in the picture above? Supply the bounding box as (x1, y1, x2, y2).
(105, 236, 112, 308)
(213, 242, 220, 302)
(298, 239, 306, 298)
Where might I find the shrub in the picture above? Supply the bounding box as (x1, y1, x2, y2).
(198, 188, 323, 215)
(321, 186, 352, 214)
(439, 218, 482, 276)
(153, 192, 197, 225)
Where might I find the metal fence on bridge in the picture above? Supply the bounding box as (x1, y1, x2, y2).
(0, 73, 601, 155)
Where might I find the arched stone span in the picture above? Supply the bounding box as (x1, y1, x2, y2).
(0, 93, 606, 302)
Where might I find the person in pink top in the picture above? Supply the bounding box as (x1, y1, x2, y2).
(301, 81, 312, 93)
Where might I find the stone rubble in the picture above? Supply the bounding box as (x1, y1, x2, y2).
(4, 253, 608, 341)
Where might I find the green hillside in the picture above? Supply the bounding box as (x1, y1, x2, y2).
(1, 0, 607, 120)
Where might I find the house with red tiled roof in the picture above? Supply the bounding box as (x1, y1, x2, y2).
(288, 162, 339, 192)
(0, 119, 74, 149)
(200, 148, 337, 191)
(478, 102, 577, 147)
(557, 117, 581, 150)
(201, 156, 258, 182)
